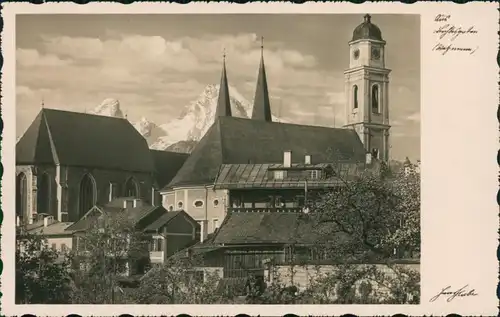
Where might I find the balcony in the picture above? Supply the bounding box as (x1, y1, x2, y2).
(150, 251, 164, 263)
(227, 207, 303, 213)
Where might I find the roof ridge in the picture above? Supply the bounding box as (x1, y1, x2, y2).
(42, 108, 129, 121)
(42, 111, 60, 164)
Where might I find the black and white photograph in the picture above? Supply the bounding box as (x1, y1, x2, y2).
(14, 12, 422, 305)
(2, 2, 498, 316)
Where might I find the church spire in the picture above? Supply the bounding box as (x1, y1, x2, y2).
(251, 36, 272, 122)
(214, 49, 232, 118)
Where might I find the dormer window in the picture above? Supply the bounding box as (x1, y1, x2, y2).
(274, 171, 285, 180)
(308, 170, 321, 180)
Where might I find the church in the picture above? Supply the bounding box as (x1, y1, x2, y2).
(159, 14, 391, 237)
(15, 109, 189, 224)
(15, 15, 390, 234)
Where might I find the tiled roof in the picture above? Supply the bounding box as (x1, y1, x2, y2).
(212, 212, 348, 245)
(150, 150, 189, 188)
(143, 210, 180, 232)
(27, 221, 75, 236)
(16, 109, 154, 172)
(166, 116, 365, 189)
(213, 163, 367, 190)
(65, 198, 163, 232)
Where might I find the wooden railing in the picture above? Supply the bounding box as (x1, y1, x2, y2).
(227, 207, 303, 213)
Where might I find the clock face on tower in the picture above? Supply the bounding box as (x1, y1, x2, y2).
(353, 49, 360, 60)
(371, 47, 381, 60)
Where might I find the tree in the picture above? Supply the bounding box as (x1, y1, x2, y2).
(302, 157, 421, 304)
(313, 158, 420, 260)
(129, 255, 226, 304)
(70, 212, 151, 304)
(16, 230, 73, 304)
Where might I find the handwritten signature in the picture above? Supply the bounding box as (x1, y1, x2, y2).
(432, 14, 479, 56)
(429, 285, 478, 302)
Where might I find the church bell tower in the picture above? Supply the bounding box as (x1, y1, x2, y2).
(343, 14, 391, 161)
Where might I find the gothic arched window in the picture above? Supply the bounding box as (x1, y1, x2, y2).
(124, 177, 139, 198)
(37, 173, 51, 217)
(372, 84, 379, 113)
(353, 85, 358, 109)
(79, 174, 96, 219)
(16, 173, 28, 222)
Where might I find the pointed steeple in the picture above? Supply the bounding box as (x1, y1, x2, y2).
(214, 49, 232, 118)
(251, 36, 272, 122)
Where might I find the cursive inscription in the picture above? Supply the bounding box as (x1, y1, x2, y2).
(429, 285, 479, 302)
(432, 14, 479, 55)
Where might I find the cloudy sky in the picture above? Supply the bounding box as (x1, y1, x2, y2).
(16, 14, 420, 161)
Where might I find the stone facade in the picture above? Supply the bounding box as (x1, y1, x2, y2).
(16, 164, 155, 223)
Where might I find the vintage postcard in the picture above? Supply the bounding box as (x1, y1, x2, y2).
(1, 1, 498, 316)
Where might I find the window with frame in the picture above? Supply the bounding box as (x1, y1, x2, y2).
(353, 85, 359, 109)
(274, 171, 285, 180)
(193, 200, 204, 208)
(213, 218, 220, 231)
(177, 201, 184, 209)
(61, 243, 67, 253)
(308, 170, 321, 180)
(51, 243, 57, 251)
(372, 84, 380, 113)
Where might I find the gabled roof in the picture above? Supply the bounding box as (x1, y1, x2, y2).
(212, 212, 349, 245)
(65, 198, 164, 232)
(251, 47, 272, 122)
(214, 56, 232, 118)
(150, 150, 189, 188)
(16, 108, 154, 172)
(143, 209, 198, 233)
(166, 116, 366, 189)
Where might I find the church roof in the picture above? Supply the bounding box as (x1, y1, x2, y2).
(165, 116, 366, 189)
(351, 14, 384, 42)
(214, 55, 232, 118)
(16, 108, 155, 172)
(251, 45, 272, 122)
(150, 150, 189, 189)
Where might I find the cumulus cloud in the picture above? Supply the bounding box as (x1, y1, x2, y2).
(17, 48, 71, 67)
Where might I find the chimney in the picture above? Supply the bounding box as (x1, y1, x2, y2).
(200, 220, 208, 243)
(44, 216, 53, 227)
(133, 199, 142, 208)
(366, 152, 372, 165)
(283, 151, 292, 168)
(124, 199, 134, 209)
(305, 155, 311, 165)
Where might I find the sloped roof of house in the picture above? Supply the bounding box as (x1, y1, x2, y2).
(166, 116, 366, 189)
(26, 221, 75, 236)
(16, 108, 155, 172)
(150, 150, 189, 188)
(212, 212, 349, 245)
(213, 162, 368, 190)
(65, 198, 165, 232)
(143, 209, 198, 232)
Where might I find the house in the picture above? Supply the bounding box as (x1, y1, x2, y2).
(65, 197, 199, 272)
(19, 213, 75, 253)
(143, 209, 200, 264)
(213, 153, 375, 215)
(160, 15, 392, 238)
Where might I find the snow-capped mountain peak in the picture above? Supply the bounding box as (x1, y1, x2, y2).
(133, 116, 157, 137)
(90, 98, 124, 118)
